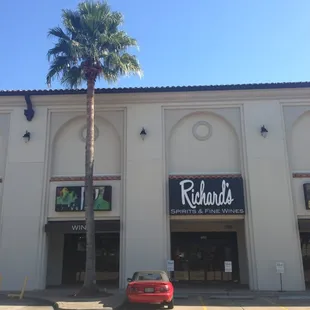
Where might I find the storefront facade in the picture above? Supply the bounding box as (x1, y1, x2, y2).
(169, 176, 247, 286)
(0, 83, 310, 291)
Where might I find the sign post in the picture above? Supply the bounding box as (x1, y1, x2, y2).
(224, 261, 232, 294)
(276, 262, 285, 292)
(224, 261, 232, 273)
(167, 260, 174, 272)
(167, 260, 175, 284)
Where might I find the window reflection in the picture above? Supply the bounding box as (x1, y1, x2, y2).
(300, 233, 310, 284)
(171, 232, 239, 283)
(62, 233, 119, 285)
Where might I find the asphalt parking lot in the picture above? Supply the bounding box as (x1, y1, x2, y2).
(121, 296, 310, 310)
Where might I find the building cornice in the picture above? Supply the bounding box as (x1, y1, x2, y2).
(3, 85, 310, 107)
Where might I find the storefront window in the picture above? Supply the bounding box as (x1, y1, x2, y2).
(300, 232, 310, 284)
(62, 233, 120, 285)
(171, 232, 239, 284)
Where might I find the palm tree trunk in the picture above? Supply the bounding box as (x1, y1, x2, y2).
(82, 77, 97, 293)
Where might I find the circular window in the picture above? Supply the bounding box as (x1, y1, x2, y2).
(192, 121, 212, 141)
(79, 124, 99, 142)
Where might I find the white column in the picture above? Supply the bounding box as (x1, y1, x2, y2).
(0, 107, 48, 290)
(243, 102, 304, 291)
(236, 223, 248, 285)
(123, 104, 167, 287)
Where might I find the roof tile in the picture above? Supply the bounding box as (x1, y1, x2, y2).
(1, 82, 310, 96)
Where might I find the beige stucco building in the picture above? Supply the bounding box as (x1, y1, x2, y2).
(1, 82, 310, 291)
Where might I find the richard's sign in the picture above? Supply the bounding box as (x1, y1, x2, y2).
(169, 177, 245, 215)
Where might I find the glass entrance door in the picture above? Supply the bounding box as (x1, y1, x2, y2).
(300, 232, 310, 286)
(171, 232, 239, 284)
(62, 233, 120, 285)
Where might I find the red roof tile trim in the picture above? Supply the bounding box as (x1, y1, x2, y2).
(50, 176, 121, 182)
(293, 173, 310, 178)
(169, 174, 242, 179)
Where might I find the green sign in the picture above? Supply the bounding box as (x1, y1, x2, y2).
(55, 186, 112, 212)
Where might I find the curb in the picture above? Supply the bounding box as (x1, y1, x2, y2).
(20, 292, 127, 310)
(53, 297, 126, 310)
(0, 293, 56, 308)
(278, 296, 310, 300)
(23, 296, 57, 308)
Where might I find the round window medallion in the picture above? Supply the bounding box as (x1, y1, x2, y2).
(192, 121, 212, 141)
(79, 124, 99, 142)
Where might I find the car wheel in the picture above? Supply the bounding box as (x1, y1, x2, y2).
(167, 298, 174, 309)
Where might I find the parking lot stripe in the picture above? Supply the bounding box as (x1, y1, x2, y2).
(199, 296, 208, 310)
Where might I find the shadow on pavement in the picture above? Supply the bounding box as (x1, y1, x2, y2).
(122, 297, 202, 309)
(202, 296, 310, 307)
(122, 296, 310, 309)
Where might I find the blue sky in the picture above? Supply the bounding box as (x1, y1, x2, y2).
(1, 0, 310, 90)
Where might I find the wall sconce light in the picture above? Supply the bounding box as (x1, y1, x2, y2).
(140, 127, 147, 140)
(22, 130, 31, 143)
(260, 125, 268, 138)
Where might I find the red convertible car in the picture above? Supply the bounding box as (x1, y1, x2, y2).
(126, 270, 174, 309)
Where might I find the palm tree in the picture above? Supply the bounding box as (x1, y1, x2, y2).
(46, 1, 142, 295)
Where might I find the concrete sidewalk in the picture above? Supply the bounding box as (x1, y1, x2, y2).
(1, 288, 126, 310)
(4, 286, 310, 310)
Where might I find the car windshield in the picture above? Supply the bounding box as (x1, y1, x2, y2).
(132, 271, 168, 281)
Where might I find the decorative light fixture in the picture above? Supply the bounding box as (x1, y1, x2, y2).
(140, 127, 147, 140)
(260, 125, 268, 138)
(22, 130, 31, 143)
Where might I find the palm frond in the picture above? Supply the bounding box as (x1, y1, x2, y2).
(108, 11, 123, 30)
(100, 67, 118, 83)
(46, 56, 71, 87)
(47, 39, 78, 61)
(47, 0, 142, 88)
(79, 1, 110, 19)
(48, 27, 70, 40)
(62, 9, 82, 39)
(104, 31, 138, 51)
(117, 53, 143, 78)
(101, 52, 142, 82)
(79, 2, 110, 42)
(61, 66, 84, 88)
